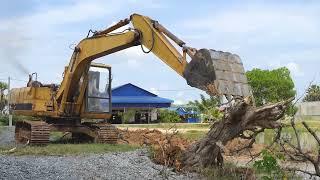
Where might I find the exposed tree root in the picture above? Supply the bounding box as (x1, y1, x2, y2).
(181, 97, 293, 170)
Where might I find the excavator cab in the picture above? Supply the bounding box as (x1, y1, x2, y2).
(86, 63, 112, 113)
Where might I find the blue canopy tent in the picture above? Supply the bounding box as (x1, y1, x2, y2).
(112, 83, 173, 108)
(111, 83, 173, 123)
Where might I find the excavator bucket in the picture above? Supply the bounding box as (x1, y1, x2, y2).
(183, 49, 251, 98)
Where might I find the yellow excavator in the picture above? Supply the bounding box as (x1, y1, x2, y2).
(9, 14, 250, 145)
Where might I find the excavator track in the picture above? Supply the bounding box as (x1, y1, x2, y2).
(15, 120, 50, 145)
(92, 123, 118, 144)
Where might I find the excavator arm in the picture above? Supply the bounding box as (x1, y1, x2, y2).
(55, 13, 250, 115)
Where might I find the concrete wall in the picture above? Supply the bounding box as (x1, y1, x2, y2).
(296, 101, 320, 120)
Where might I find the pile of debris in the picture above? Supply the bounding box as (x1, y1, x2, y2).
(118, 128, 189, 170)
(118, 128, 265, 171)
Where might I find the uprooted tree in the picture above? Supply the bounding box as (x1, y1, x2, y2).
(181, 97, 293, 170)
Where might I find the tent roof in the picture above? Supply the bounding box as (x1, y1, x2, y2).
(111, 83, 173, 108)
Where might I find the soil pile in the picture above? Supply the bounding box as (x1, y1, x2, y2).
(118, 129, 190, 170)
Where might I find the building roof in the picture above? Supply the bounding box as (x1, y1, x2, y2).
(168, 106, 199, 115)
(112, 83, 173, 108)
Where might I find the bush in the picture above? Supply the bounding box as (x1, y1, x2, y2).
(253, 149, 285, 180)
(0, 115, 35, 126)
(158, 109, 181, 123)
(201, 107, 223, 123)
(0, 115, 12, 126)
(122, 110, 136, 124)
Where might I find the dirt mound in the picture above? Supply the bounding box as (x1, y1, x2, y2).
(118, 129, 190, 170)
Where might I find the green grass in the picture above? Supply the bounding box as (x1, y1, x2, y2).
(199, 163, 252, 180)
(0, 126, 4, 133)
(0, 143, 139, 156)
(50, 131, 65, 142)
(116, 123, 210, 129)
(178, 130, 207, 141)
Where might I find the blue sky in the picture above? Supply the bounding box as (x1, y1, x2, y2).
(0, 0, 319, 104)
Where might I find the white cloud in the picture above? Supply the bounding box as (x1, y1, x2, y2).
(182, 4, 319, 45)
(0, 0, 125, 78)
(127, 0, 164, 9)
(269, 61, 304, 77)
(123, 47, 144, 59)
(0, 1, 121, 30)
(127, 59, 140, 68)
(107, 21, 131, 33)
(173, 99, 186, 105)
(150, 87, 159, 95)
(286, 62, 304, 77)
(176, 91, 184, 97)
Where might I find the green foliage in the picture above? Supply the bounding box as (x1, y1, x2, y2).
(178, 130, 206, 141)
(0, 115, 15, 126)
(158, 109, 181, 123)
(200, 163, 251, 180)
(246, 67, 296, 116)
(303, 84, 320, 102)
(0, 81, 8, 113)
(0, 82, 7, 91)
(188, 94, 222, 122)
(253, 149, 285, 180)
(0, 115, 35, 126)
(246, 67, 295, 106)
(122, 110, 136, 124)
(188, 94, 220, 112)
(117, 123, 210, 129)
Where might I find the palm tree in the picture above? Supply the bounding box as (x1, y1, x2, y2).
(303, 84, 320, 102)
(188, 94, 222, 122)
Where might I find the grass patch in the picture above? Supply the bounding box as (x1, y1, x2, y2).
(0, 126, 4, 133)
(50, 131, 65, 142)
(199, 163, 253, 180)
(116, 123, 210, 129)
(179, 130, 206, 141)
(0, 143, 139, 156)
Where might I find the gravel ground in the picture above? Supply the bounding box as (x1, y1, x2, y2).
(1, 126, 319, 179)
(0, 149, 199, 180)
(0, 127, 200, 180)
(0, 126, 15, 146)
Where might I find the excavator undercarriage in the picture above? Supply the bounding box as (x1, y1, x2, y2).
(15, 120, 118, 145)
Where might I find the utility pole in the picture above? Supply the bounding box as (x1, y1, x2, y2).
(7, 76, 12, 127)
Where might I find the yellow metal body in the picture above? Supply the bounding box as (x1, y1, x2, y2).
(10, 87, 57, 117)
(10, 14, 190, 121)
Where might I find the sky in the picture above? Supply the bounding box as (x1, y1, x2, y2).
(0, 0, 319, 104)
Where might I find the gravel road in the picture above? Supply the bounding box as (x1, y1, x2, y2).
(0, 149, 199, 180)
